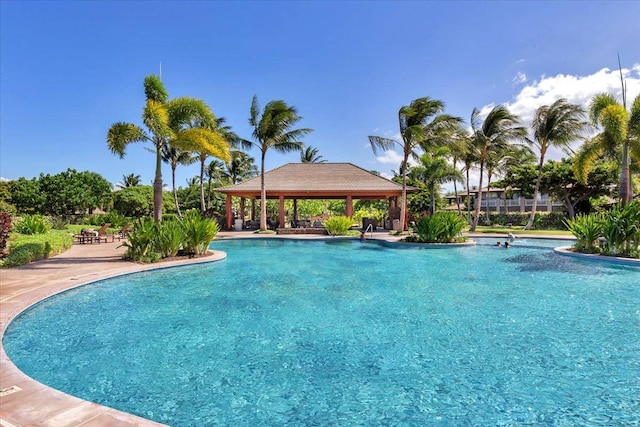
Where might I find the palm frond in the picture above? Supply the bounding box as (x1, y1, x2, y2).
(368, 136, 398, 155)
(143, 100, 172, 143)
(574, 136, 605, 183)
(144, 74, 168, 103)
(106, 122, 148, 158)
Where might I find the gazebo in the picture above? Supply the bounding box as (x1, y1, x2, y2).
(214, 162, 415, 230)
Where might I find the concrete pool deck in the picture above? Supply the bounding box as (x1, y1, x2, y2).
(0, 230, 578, 426)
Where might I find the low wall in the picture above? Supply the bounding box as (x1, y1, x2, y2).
(276, 227, 328, 235)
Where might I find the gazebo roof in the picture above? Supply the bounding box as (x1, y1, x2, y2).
(215, 162, 414, 199)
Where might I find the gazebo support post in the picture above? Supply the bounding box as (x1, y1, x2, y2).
(225, 194, 233, 230)
(240, 197, 246, 226)
(293, 199, 298, 222)
(278, 195, 285, 229)
(346, 195, 353, 218)
(251, 199, 256, 220)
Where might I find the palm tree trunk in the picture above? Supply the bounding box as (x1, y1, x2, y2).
(453, 179, 462, 216)
(486, 176, 492, 224)
(400, 154, 408, 231)
(471, 162, 484, 231)
(153, 148, 163, 223)
(430, 185, 436, 215)
(525, 156, 545, 230)
(172, 165, 182, 219)
(619, 142, 631, 205)
(260, 151, 267, 231)
(466, 168, 471, 224)
(199, 158, 206, 214)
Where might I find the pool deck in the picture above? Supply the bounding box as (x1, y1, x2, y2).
(0, 230, 575, 426)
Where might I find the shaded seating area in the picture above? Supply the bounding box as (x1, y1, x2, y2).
(215, 163, 415, 232)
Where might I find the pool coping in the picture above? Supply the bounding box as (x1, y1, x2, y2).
(554, 246, 640, 266)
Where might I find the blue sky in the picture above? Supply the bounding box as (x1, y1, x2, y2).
(1, 0, 639, 189)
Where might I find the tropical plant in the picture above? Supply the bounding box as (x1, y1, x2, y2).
(121, 217, 158, 261)
(599, 200, 640, 257)
(181, 210, 219, 255)
(411, 211, 467, 243)
(249, 95, 312, 231)
(0, 230, 73, 268)
(575, 92, 640, 204)
(155, 219, 185, 258)
(524, 99, 588, 229)
(469, 105, 528, 231)
(14, 214, 51, 235)
(300, 146, 327, 163)
(369, 97, 462, 231)
(564, 213, 604, 253)
(323, 216, 354, 236)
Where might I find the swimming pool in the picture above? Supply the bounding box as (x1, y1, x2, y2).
(4, 238, 639, 425)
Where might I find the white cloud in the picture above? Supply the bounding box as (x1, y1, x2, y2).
(0, 177, 10, 182)
(512, 71, 527, 86)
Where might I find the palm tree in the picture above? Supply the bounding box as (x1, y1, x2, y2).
(470, 105, 528, 231)
(117, 173, 142, 189)
(369, 97, 461, 231)
(409, 147, 464, 215)
(300, 146, 327, 163)
(107, 75, 226, 222)
(205, 159, 226, 211)
(162, 146, 196, 218)
(225, 151, 258, 184)
(249, 95, 313, 231)
(486, 144, 535, 220)
(524, 99, 588, 229)
(575, 93, 640, 205)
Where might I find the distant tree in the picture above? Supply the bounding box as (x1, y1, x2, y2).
(469, 105, 528, 231)
(525, 99, 588, 229)
(117, 173, 142, 188)
(9, 177, 43, 214)
(249, 95, 312, 230)
(225, 151, 258, 184)
(162, 146, 195, 218)
(408, 147, 463, 215)
(369, 97, 461, 231)
(34, 169, 112, 216)
(300, 146, 327, 163)
(112, 186, 154, 217)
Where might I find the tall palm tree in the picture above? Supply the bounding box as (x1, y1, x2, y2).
(249, 95, 312, 231)
(117, 173, 142, 189)
(369, 97, 461, 231)
(486, 144, 535, 220)
(205, 159, 227, 211)
(107, 75, 225, 222)
(470, 105, 528, 231)
(575, 93, 640, 205)
(409, 147, 464, 215)
(161, 146, 196, 218)
(300, 146, 327, 163)
(524, 99, 588, 229)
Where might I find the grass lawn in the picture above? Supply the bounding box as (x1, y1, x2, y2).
(469, 225, 573, 236)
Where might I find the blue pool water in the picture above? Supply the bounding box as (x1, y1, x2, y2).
(4, 238, 640, 426)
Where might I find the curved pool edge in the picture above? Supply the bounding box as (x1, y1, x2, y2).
(0, 245, 226, 427)
(554, 246, 640, 266)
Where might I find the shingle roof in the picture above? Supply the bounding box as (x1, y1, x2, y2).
(215, 162, 413, 198)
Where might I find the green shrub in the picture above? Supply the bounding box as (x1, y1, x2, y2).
(87, 212, 129, 228)
(323, 216, 354, 236)
(413, 211, 467, 243)
(182, 210, 219, 255)
(0, 212, 12, 255)
(156, 219, 185, 258)
(600, 201, 640, 257)
(121, 217, 158, 261)
(564, 213, 604, 253)
(14, 214, 51, 235)
(0, 230, 73, 268)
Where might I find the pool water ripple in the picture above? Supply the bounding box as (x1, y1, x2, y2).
(3, 238, 640, 426)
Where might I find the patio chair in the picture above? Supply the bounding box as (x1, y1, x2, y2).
(110, 223, 132, 241)
(94, 223, 112, 243)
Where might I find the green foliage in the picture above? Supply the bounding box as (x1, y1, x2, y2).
(181, 210, 219, 255)
(411, 211, 467, 243)
(0, 212, 12, 255)
(121, 217, 157, 261)
(87, 212, 129, 228)
(0, 230, 73, 268)
(323, 216, 355, 236)
(600, 201, 640, 257)
(564, 213, 604, 253)
(156, 219, 185, 257)
(0, 200, 17, 216)
(9, 177, 44, 214)
(112, 186, 156, 217)
(14, 214, 51, 235)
